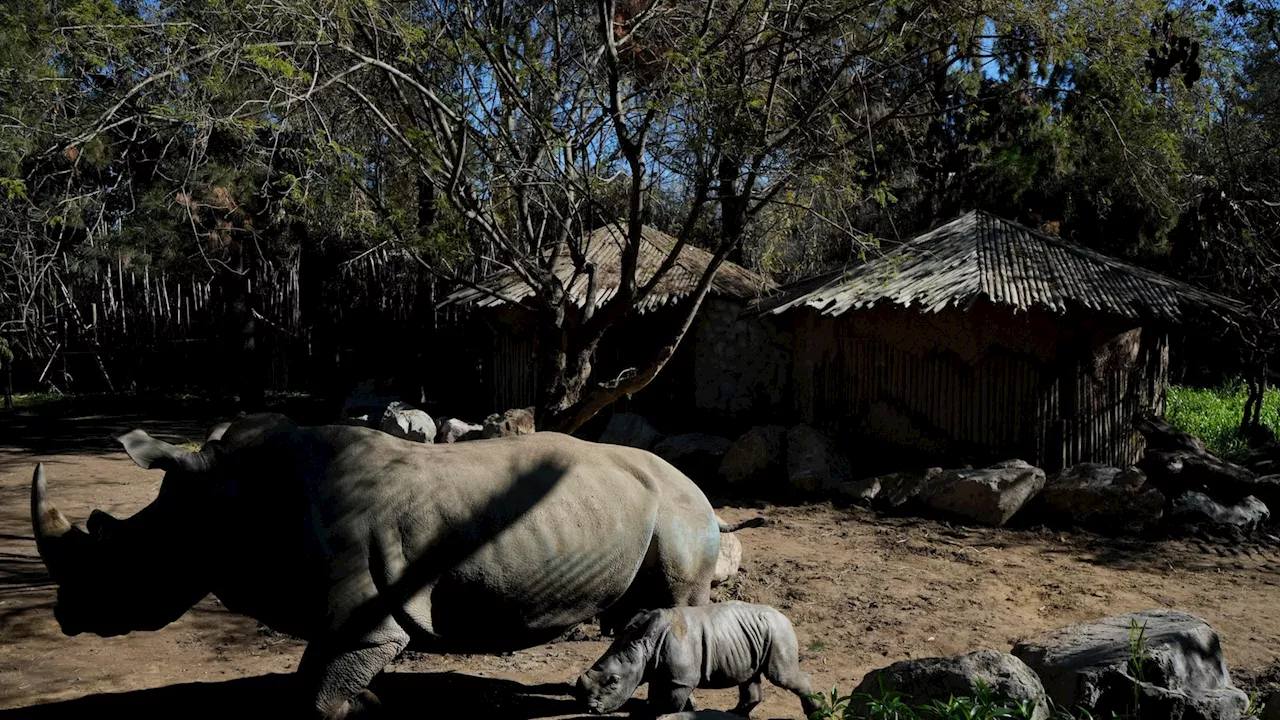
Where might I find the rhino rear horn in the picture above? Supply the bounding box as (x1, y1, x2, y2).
(206, 422, 231, 443)
(117, 429, 205, 473)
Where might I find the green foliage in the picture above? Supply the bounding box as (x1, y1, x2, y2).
(805, 678, 1039, 719)
(1167, 381, 1280, 458)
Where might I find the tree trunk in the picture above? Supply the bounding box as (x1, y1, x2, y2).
(535, 322, 598, 425)
(1242, 366, 1266, 431)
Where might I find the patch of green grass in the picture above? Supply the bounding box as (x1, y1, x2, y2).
(8, 391, 70, 409)
(1166, 380, 1280, 459)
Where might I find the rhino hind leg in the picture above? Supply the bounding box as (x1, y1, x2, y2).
(299, 617, 410, 719)
(733, 675, 763, 717)
(762, 627, 818, 717)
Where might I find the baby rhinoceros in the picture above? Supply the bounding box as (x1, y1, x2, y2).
(575, 600, 819, 718)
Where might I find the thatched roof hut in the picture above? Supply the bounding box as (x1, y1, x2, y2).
(440, 224, 779, 426)
(443, 224, 772, 313)
(755, 210, 1248, 471)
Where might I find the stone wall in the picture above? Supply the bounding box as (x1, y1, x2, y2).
(691, 297, 792, 422)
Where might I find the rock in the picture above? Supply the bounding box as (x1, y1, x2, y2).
(378, 402, 435, 443)
(1122, 683, 1251, 720)
(340, 378, 400, 421)
(1136, 414, 1210, 456)
(870, 468, 946, 510)
(786, 424, 853, 494)
(482, 407, 536, 438)
(654, 433, 733, 481)
(597, 412, 663, 450)
(711, 530, 741, 586)
(1012, 609, 1248, 720)
(850, 649, 1050, 720)
(837, 476, 883, 504)
(920, 460, 1046, 526)
(1263, 691, 1280, 720)
(718, 425, 787, 487)
(1171, 492, 1270, 531)
(435, 417, 484, 443)
(1140, 449, 1187, 483)
(1031, 463, 1165, 533)
(655, 707, 747, 712)
(1179, 454, 1258, 496)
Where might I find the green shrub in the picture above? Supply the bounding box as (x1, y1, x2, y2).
(1166, 381, 1280, 458)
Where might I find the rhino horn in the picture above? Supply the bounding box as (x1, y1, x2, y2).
(31, 464, 72, 544)
(206, 422, 231, 443)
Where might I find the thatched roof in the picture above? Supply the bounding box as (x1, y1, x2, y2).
(754, 210, 1248, 323)
(440, 224, 776, 313)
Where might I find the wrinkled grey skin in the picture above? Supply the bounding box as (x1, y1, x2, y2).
(575, 601, 818, 718)
(30, 412, 760, 719)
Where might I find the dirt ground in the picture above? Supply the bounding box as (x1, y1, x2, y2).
(1, 411, 1279, 719)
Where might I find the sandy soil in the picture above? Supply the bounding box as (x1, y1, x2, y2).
(1, 413, 1279, 719)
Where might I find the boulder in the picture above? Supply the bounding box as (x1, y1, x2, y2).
(868, 468, 946, 510)
(597, 412, 663, 450)
(1256, 475, 1280, 515)
(482, 407, 536, 438)
(1031, 463, 1165, 533)
(786, 424, 853, 494)
(718, 425, 786, 487)
(1263, 691, 1280, 720)
(655, 707, 747, 712)
(340, 378, 400, 421)
(919, 460, 1046, 526)
(1011, 609, 1250, 720)
(1139, 449, 1187, 484)
(435, 417, 484, 443)
(1136, 414, 1210, 456)
(1171, 492, 1270, 531)
(1179, 454, 1259, 496)
(654, 433, 733, 481)
(711, 530, 741, 586)
(850, 649, 1050, 720)
(378, 402, 435, 443)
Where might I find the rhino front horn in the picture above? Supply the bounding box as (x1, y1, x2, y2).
(31, 463, 73, 548)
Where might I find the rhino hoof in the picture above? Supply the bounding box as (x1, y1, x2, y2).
(324, 690, 381, 720)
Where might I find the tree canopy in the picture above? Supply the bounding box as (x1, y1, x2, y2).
(3, 0, 1279, 427)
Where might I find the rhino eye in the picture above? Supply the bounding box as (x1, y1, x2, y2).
(607, 674, 620, 686)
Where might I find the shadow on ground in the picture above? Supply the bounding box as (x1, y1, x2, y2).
(0, 672, 629, 719)
(0, 393, 332, 471)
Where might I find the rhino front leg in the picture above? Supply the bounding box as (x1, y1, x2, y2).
(733, 674, 763, 716)
(647, 680, 696, 716)
(299, 617, 410, 719)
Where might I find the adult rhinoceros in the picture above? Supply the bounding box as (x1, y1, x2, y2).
(30, 412, 763, 719)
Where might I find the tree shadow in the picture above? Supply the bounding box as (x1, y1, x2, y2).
(0, 670, 635, 719)
(0, 392, 333, 468)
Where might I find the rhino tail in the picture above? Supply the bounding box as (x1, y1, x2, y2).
(717, 516, 770, 533)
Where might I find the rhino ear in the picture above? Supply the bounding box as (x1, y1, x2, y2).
(117, 430, 202, 473)
(87, 509, 124, 540)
